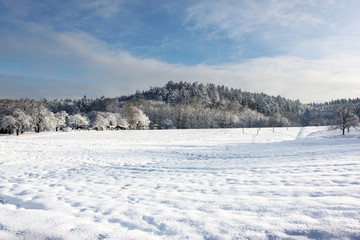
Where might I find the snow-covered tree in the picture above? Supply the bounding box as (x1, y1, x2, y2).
(54, 111, 68, 131)
(113, 113, 129, 129)
(160, 118, 174, 129)
(121, 104, 150, 130)
(32, 104, 56, 133)
(104, 112, 117, 127)
(92, 114, 108, 130)
(0, 116, 17, 134)
(88, 111, 128, 130)
(237, 107, 269, 128)
(12, 108, 32, 135)
(268, 112, 290, 128)
(68, 114, 89, 130)
(219, 111, 239, 128)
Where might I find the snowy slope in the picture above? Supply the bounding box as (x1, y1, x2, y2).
(0, 127, 360, 239)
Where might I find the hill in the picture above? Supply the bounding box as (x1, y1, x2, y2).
(1, 81, 360, 132)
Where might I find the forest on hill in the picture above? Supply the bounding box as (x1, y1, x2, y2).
(1, 81, 359, 134)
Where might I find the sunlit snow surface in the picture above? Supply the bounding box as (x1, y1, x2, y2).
(0, 127, 360, 239)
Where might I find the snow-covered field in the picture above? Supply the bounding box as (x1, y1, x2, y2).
(0, 127, 360, 240)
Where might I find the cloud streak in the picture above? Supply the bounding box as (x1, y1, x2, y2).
(185, 0, 334, 39)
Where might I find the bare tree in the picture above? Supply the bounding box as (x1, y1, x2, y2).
(330, 105, 359, 135)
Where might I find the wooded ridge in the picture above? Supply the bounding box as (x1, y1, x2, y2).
(1, 81, 359, 134)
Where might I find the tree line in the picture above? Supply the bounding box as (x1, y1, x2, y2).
(1, 81, 359, 135)
(0, 99, 150, 135)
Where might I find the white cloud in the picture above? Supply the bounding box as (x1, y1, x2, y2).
(183, 0, 360, 59)
(76, 0, 124, 18)
(184, 0, 334, 39)
(2, 24, 360, 102)
(215, 56, 360, 102)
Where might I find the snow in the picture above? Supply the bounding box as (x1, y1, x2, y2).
(0, 127, 360, 239)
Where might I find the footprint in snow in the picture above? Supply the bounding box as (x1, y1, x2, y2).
(127, 196, 139, 203)
(142, 216, 173, 235)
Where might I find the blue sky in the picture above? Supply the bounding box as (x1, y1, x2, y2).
(0, 0, 360, 102)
